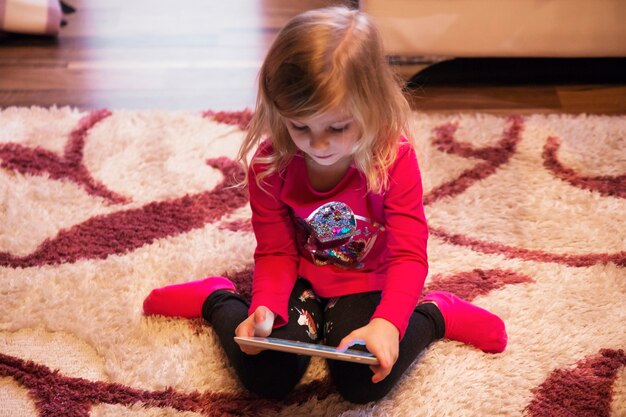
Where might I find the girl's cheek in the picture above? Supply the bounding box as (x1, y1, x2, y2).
(290, 135, 308, 151)
(288, 129, 305, 142)
(287, 130, 300, 143)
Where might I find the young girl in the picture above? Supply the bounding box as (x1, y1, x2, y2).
(143, 6, 507, 404)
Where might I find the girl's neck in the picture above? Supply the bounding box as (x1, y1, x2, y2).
(304, 154, 353, 193)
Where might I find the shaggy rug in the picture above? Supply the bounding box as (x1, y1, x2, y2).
(0, 107, 624, 417)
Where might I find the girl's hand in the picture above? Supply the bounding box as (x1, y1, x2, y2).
(336, 318, 400, 383)
(235, 306, 276, 355)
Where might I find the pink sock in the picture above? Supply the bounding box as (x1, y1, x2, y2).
(143, 276, 236, 318)
(421, 291, 507, 353)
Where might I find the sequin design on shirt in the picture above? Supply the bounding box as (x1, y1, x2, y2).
(294, 201, 383, 268)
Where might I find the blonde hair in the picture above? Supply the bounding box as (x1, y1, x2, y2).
(237, 6, 411, 194)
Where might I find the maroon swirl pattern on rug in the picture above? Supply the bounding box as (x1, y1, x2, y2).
(423, 115, 523, 205)
(543, 136, 626, 199)
(525, 349, 626, 417)
(225, 266, 254, 304)
(0, 110, 129, 204)
(423, 115, 626, 268)
(0, 157, 248, 268)
(219, 218, 254, 233)
(422, 269, 534, 301)
(429, 226, 626, 268)
(0, 352, 335, 417)
(202, 109, 254, 131)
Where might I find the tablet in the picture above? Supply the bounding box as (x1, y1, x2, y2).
(234, 336, 379, 366)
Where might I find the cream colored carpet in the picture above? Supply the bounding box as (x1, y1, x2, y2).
(0, 107, 624, 417)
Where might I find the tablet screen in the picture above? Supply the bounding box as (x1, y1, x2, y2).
(234, 336, 379, 365)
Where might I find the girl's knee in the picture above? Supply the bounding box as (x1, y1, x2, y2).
(334, 376, 392, 404)
(240, 375, 295, 400)
(235, 352, 309, 400)
(330, 362, 393, 404)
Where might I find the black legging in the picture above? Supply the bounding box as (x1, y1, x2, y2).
(202, 278, 444, 403)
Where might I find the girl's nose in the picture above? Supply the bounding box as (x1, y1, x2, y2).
(309, 133, 330, 150)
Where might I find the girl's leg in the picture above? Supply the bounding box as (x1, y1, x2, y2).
(202, 278, 324, 400)
(143, 276, 236, 318)
(421, 291, 507, 353)
(323, 292, 444, 404)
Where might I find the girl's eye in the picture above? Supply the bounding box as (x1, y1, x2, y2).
(330, 124, 349, 133)
(290, 123, 308, 131)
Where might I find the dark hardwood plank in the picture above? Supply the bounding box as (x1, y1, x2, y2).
(408, 86, 562, 114)
(558, 85, 626, 114)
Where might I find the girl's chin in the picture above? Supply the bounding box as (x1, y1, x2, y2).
(310, 155, 336, 164)
(307, 154, 353, 171)
(308, 154, 343, 165)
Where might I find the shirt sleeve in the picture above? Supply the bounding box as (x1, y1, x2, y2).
(370, 143, 429, 339)
(247, 153, 299, 328)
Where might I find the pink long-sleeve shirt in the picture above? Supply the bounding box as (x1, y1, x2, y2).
(247, 139, 429, 339)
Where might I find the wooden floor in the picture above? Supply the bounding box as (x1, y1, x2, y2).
(0, 0, 624, 114)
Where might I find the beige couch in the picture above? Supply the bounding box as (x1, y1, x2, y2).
(361, 0, 626, 60)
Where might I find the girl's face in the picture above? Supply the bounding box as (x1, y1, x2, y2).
(284, 106, 361, 169)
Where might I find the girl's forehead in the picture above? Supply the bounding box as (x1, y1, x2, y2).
(288, 106, 353, 125)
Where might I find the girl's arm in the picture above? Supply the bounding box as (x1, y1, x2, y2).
(339, 143, 428, 381)
(247, 158, 299, 328)
(370, 143, 429, 339)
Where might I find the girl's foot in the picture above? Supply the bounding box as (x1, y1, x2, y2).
(143, 276, 236, 318)
(421, 291, 507, 353)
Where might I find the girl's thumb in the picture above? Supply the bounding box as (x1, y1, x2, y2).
(253, 307, 273, 337)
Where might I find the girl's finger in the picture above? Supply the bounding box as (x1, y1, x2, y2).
(370, 365, 380, 383)
(370, 365, 389, 383)
(236, 324, 264, 354)
(337, 336, 367, 352)
(369, 350, 393, 383)
(336, 334, 356, 351)
(241, 345, 263, 355)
